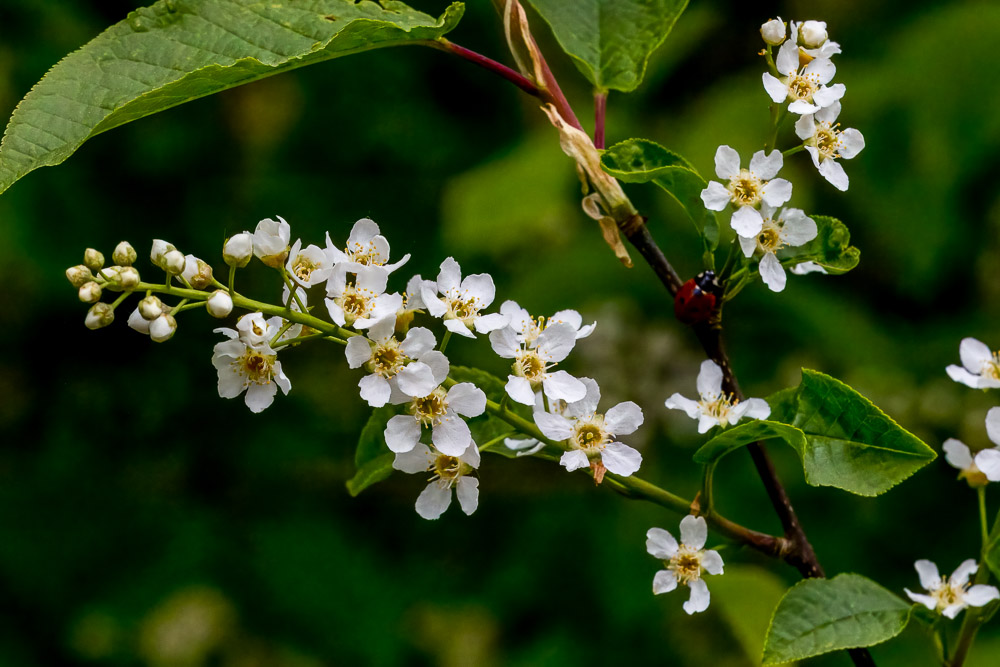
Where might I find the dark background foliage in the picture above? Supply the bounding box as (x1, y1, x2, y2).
(1, 0, 999, 664)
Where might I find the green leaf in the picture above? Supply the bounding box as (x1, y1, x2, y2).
(766, 387, 799, 424)
(710, 565, 796, 666)
(600, 138, 718, 251)
(763, 573, 911, 665)
(786, 370, 936, 496)
(781, 215, 860, 275)
(693, 420, 806, 465)
(0, 0, 463, 196)
(347, 405, 397, 496)
(526, 0, 688, 92)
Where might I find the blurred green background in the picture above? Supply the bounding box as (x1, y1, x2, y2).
(1, 0, 1000, 664)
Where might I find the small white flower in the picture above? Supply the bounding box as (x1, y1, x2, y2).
(792, 20, 841, 58)
(325, 265, 402, 330)
(533, 378, 643, 482)
(325, 218, 410, 275)
(206, 290, 233, 318)
(794, 102, 865, 192)
(421, 258, 507, 338)
(905, 559, 999, 619)
(737, 203, 818, 292)
(393, 442, 480, 520)
(344, 316, 449, 407)
(180, 254, 213, 289)
(490, 323, 587, 406)
(665, 360, 771, 433)
(253, 217, 291, 268)
(384, 382, 487, 456)
(943, 438, 1000, 487)
(700, 146, 793, 238)
(499, 300, 596, 347)
(762, 39, 844, 115)
(947, 338, 1000, 389)
(647, 516, 724, 615)
(790, 261, 828, 275)
(223, 232, 253, 268)
(285, 239, 333, 288)
(211, 334, 291, 413)
(228, 312, 299, 349)
(760, 17, 786, 46)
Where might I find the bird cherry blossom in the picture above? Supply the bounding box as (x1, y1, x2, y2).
(943, 438, 1000, 487)
(421, 258, 507, 338)
(325, 217, 410, 275)
(947, 338, 1000, 389)
(646, 516, 724, 615)
(665, 360, 771, 433)
(737, 203, 817, 292)
(285, 239, 334, 288)
(762, 39, 844, 115)
(794, 102, 865, 192)
(791, 20, 841, 58)
(211, 329, 291, 413)
(700, 146, 793, 237)
(392, 442, 480, 520)
(344, 316, 449, 407)
(252, 217, 291, 268)
(499, 300, 595, 347)
(490, 322, 587, 406)
(384, 382, 487, 456)
(905, 559, 999, 619)
(533, 378, 643, 483)
(325, 265, 402, 330)
(760, 17, 786, 46)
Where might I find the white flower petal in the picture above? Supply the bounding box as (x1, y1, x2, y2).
(400, 327, 435, 358)
(988, 407, 1000, 446)
(775, 39, 798, 75)
(759, 252, 787, 292)
(804, 57, 836, 84)
(679, 515, 708, 550)
(475, 312, 509, 333)
(839, 128, 865, 160)
(543, 371, 587, 403)
(489, 326, 520, 358)
(965, 585, 1000, 607)
(245, 381, 278, 413)
(975, 449, 1000, 481)
(646, 527, 678, 559)
(731, 206, 764, 237)
(436, 257, 462, 293)
(533, 412, 574, 441)
(665, 393, 701, 420)
(393, 443, 433, 474)
(713, 145, 741, 180)
(347, 218, 380, 246)
(345, 336, 373, 369)
(536, 322, 578, 363)
(915, 559, 941, 590)
(819, 158, 850, 192)
(443, 318, 476, 338)
(788, 100, 821, 115)
(560, 450, 590, 472)
(740, 398, 771, 421)
(697, 360, 724, 398)
(942, 603, 966, 619)
(794, 114, 816, 141)
(960, 338, 993, 373)
(701, 550, 724, 576)
(813, 83, 846, 108)
(684, 579, 711, 614)
(385, 415, 421, 453)
(421, 351, 451, 385)
(506, 375, 537, 406)
(601, 443, 642, 477)
(447, 383, 487, 417)
(395, 363, 437, 398)
(762, 72, 788, 104)
(432, 414, 473, 456)
(947, 365, 987, 389)
(415, 481, 452, 520)
(700, 181, 732, 211)
(462, 273, 496, 308)
(779, 209, 818, 247)
(653, 570, 678, 595)
(943, 438, 974, 471)
(698, 414, 720, 433)
(359, 374, 392, 407)
(565, 377, 601, 418)
(904, 589, 937, 611)
(761, 178, 793, 207)
(456, 477, 480, 515)
(738, 232, 757, 258)
(749, 149, 783, 180)
(604, 402, 644, 436)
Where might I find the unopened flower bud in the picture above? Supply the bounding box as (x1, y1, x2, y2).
(119, 266, 140, 290)
(139, 295, 164, 320)
(253, 217, 291, 268)
(85, 303, 114, 330)
(163, 250, 186, 275)
(798, 20, 828, 48)
(83, 248, 105, 271)
(223, 232, 253, 268)
(112, 241, 137, 266)
(66, 265, 93, 288)
(150, 239, 176, 268)
(78, 281, 102, 303)
(149, 314, 177, 342)
(760, 17, 786, 46)
(182, 254, 214, 289)
(97, 265, 122, 285)
(206, 290, 234, 318)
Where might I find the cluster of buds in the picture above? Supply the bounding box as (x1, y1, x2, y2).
(65, 241, 143, 329)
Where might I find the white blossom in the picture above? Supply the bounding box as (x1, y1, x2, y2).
(943, 438, 1000, 487)
(325, 265, 402, 330)
(421, 258, 507, 338)
(211, 331, 291, 413)
(792, 20, 841, 58)
(149, 314, 177, 343)
(737, 203, 817, 292)
(760, 17, 786, 46)
(285, 239, 333, 288)
(393, 442, 480, 520)
(794, 102, 865, 191)
(344, 316, 449, 407)
(325, 217, 410, 275)
(905, 559, 999, 619)
(700, 146, 793, 237)
(223, 232, 253, 268)
(206, 290, 233, 318)
(533, 378, 643, 482)
(490, 323, 587, 406)
(180, 254, 213, 289)
(253, 217, 291, 268)
(665, 360, 771, 433)
(384, 382, 487, 456)
(647, 516, 724, 615)
(762, 39, 844, 115)
(947, 338, 1000, 389)
(150, 239, 176, 269)
(499, 300, 595, 347)
(229, 312, 300, 350)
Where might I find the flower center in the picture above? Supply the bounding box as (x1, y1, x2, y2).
(515, 350, 548, 384)
(931, 579, 966, 610)
(668, 545, 703, 586)
(786, 71, 819, 102)
(443, 289, 481, 324)
(345, 241, 385, 267)
(236, 349, 276, 385)
(411, 387, 449, 427)
(756, 220, 784, 253)
(431, 454, 470, 486)
(338, 286, 376, 323)
(728, 169, 763, 207)
(700, 393, 739, 425)
(573, 417, 608, 454)
(981, 354, 1000, 381)
(370, 338, 407, 378)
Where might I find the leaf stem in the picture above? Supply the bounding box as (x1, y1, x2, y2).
(228, 265, 236, 297)
(594, 89, 608, 149)
(979, 487, 989, 549)
(421, 38, 540, 96)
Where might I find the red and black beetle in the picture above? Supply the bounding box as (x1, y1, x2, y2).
(674, 270, 722, 325)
